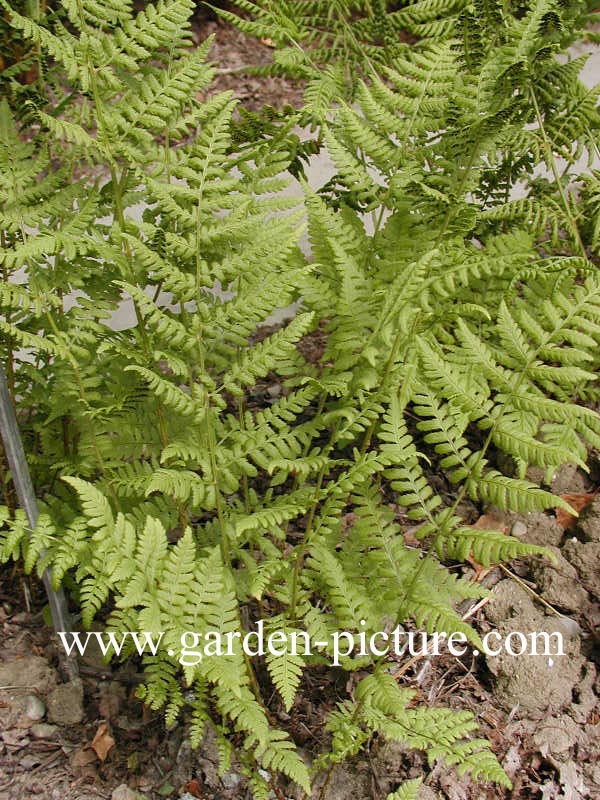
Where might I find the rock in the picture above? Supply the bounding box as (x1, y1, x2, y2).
(79, 629, 111, 671)
(438, 770, 471, 800)
(571, 662, 598, 724)
(533, 715, 582, 756)
(563, 539, 600, 599)
(526, 466, 547, 486)
(513, 512, 564, 548)
(0, 655, 57, 695)
(23, 695, 46, 721)
(111, 785, 138, 800)
(576, 495, 600, 543)
(553, 616, 581, 638)
(313, 764, 370, 800)
(511, 520, 528, 538)
(418, 787, 442, 800)
(551, 464, 587, 495)
(485, 580, 543, 626)
(370, 739, 412, 795)
(531, 547, 588, 612)
(30, 723, 58, 739)
(486, 614, 585, 713)
(19, 754, 42, 769)
(46, 679, 84, 725)
(221, 771, 241, 789)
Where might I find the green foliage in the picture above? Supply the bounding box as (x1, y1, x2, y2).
(1, 0, 599, 796)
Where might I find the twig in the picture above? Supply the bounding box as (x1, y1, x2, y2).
(499, 564, 562, 617)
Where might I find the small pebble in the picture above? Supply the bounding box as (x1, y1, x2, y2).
(511, 521, 528, 538)
(30, 723, 58, 740)
(222, 771, 241, 789)
(19, 754, 41, 769)
(24, 695, 46, 721)
(554, 616, 581, 639)
(111, 785, 138, 800)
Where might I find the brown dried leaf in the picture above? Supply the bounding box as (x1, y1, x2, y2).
(472, 513, 509, 533)
(91, 721, 115, 761)
(556, 491, 597, 530)
(182, 780, 203, 798)
(70, 746, 97, 769)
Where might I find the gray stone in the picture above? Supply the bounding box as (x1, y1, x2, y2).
(514, 512, 564, 548)
(551, 464, 587, 495)
(570, 662, 598, 724)
(532, 547, 589, 612)
(46, 679, 84, 725)
(563, 539, 600, 599)
(511, 521, 528, 538)
(23, 694, 46, 721)
(30, 723, 58, 739)
(486, 614, 584, 713)
(313, 765, 370, 800)
(221, 771, 241, 789)
(485, 580, 543, 626)
(418, 787, 442, 800)
(533, 715, 581, 756)
(111, 786, 138, 800)
(576, 495, 600, 543)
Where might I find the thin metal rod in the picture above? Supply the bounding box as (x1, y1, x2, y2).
(0, 362, 78, 678)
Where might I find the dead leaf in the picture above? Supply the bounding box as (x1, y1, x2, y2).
(260, 37, 275, 47)
(473, 513, 509, 532)
(558, 760, 587, 800)
(91, 721, 115, 761)
(70, 746, 97, 769)
(556, 491, 597, 530)
(182, 779, 203, 798)
(466, 555, 492, 581)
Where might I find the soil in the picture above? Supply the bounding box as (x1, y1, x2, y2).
(193, 4, 305, 112)
(2, 8, 600, 800)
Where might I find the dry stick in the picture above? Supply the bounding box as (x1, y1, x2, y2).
(0, 363, 78, 680)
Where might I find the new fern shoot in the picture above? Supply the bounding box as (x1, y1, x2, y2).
(1, 0, 599, 797)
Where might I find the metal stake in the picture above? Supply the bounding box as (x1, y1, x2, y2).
(0, 362, 78, 678)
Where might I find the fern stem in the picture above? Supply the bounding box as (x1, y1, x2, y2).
(1, 231, 15, 404)
(237, 396, 251, 514)
(529, 87, 587, 259)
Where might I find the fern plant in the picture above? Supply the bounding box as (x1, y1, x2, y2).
(1, 0, 600, 797)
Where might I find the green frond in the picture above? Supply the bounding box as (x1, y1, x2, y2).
(386, 779, 423, 800)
